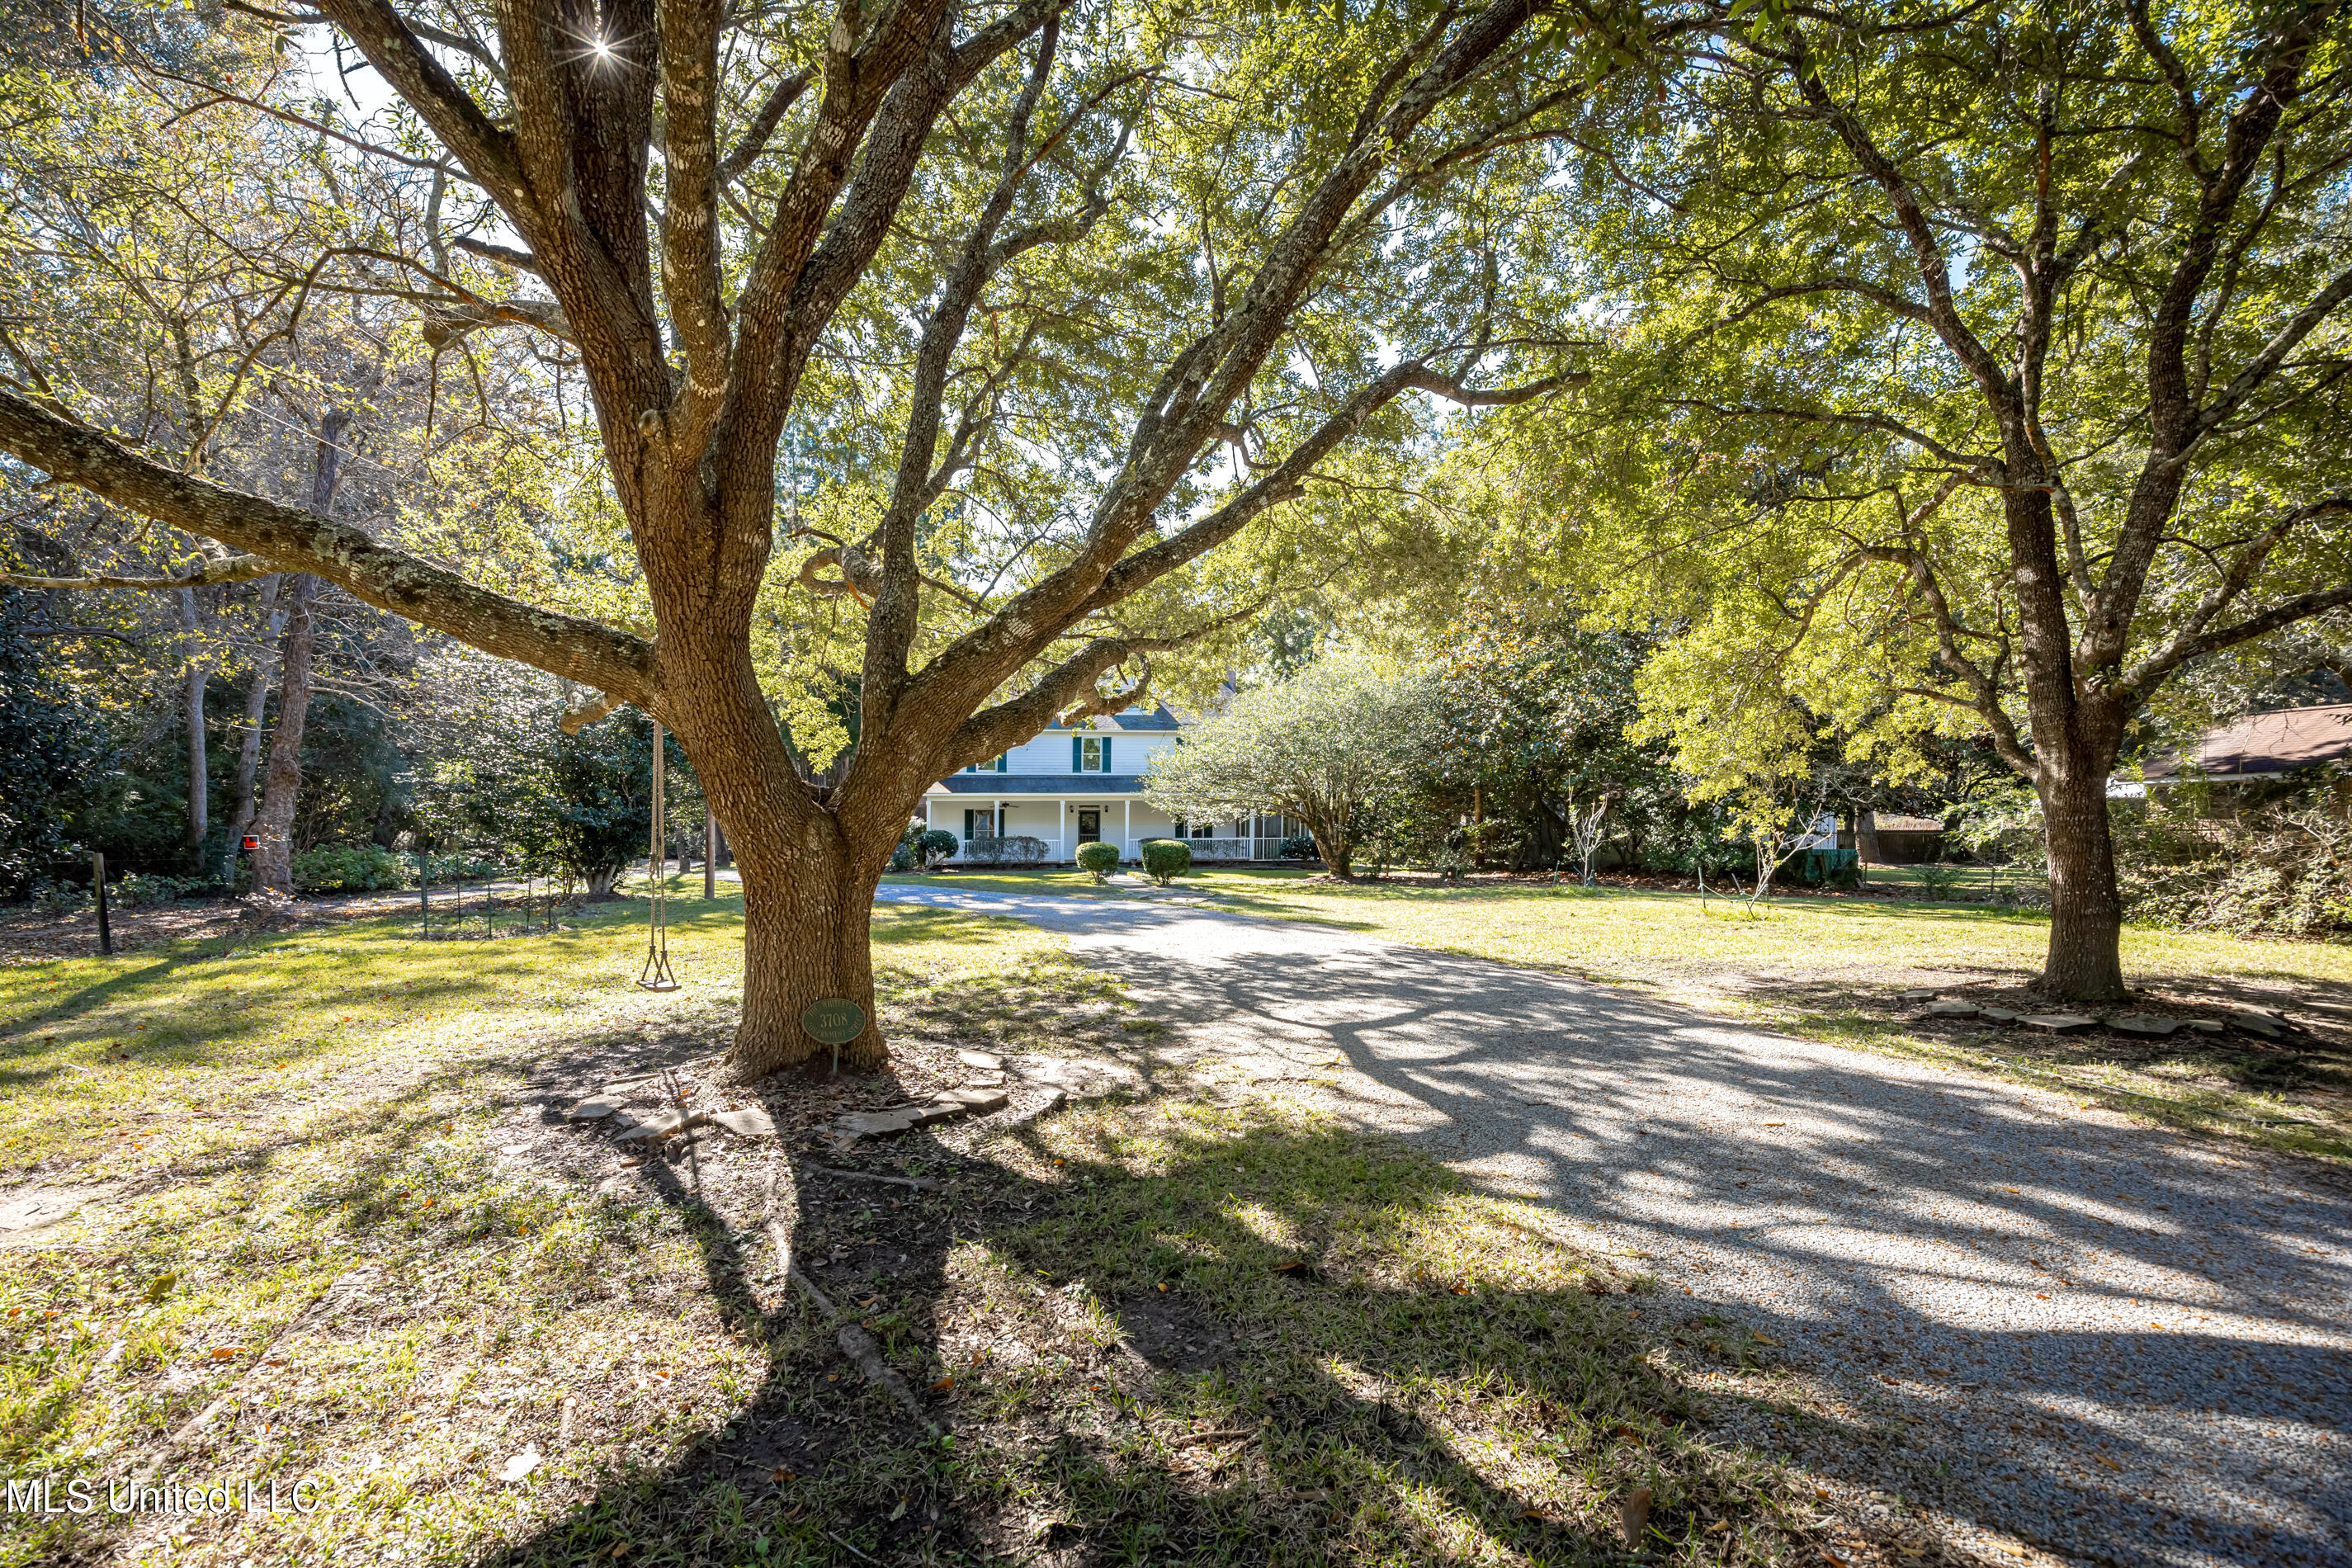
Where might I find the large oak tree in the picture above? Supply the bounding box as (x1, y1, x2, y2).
(1490, 0, 2352, 998)
(0, 0, 1612, 1073)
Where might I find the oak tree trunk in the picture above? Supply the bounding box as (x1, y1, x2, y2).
(2000, 469, 2132, 1003)
(1306, 819, 1353, 880)
(731, 831, 890, 1079)
(2039, 758, 2128, 1002)
(649, 538, 900, 1079)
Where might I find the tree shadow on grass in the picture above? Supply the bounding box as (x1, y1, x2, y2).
(1062, 929, 2352, 1567)
(471, 1099, 1820, 1567)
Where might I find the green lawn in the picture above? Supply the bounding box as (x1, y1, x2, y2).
(0, 895, 1868, 1566)
(890, 867, 2352, 1162)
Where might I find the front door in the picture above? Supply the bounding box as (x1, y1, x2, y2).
(1076, 808, 1101, 844)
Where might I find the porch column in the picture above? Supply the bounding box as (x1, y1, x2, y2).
(1056, 798, 1067, 864)
(1122, 799, 1131, 863)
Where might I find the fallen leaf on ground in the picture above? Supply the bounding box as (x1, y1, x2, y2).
(1620, 1485, 1651, 1545)
(497, 1446, 542, 1483)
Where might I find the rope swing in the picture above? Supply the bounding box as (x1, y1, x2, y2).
(637, 715, 681, 992)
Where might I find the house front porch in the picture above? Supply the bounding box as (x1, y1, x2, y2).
(920, 785, 1301, 865)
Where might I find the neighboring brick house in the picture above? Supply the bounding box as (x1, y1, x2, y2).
(918, 706, 1303, 864)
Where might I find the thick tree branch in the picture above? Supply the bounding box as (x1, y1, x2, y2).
(2118, 496, 2352, 701)
(2126, 585, 2352, 705)
(864, 12, 1065, 730)
(313, 0, 530, 214)
(1782, 22, 2014, 408)
(0, 386, 656, 702)
(893, 0, 1551, 744)
(720, 68, 815, 184)
(659, 0, 733, 423)
(449, 235, 541, 274)
(2194, 261, 2352, 441)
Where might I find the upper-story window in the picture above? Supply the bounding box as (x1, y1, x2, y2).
(963, 753, 1008, 773)
(1074, 736, 1111, 772)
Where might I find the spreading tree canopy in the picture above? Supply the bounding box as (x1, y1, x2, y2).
(0, 0, 1619, 1074)
(1471, 0, 2352, 997)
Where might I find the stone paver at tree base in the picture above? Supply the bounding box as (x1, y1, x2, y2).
(877, 885, 2352, 1568)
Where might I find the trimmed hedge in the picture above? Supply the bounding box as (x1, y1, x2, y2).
(1075, 841, 1121, 881)
(1140, 838, 1191, 886)
(960, 835, 1048, 865)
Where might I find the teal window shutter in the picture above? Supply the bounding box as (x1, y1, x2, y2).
(1072, 735, 1082, 772)
(997, 753, 1008, 773)
(1102, 738, 1112, 774)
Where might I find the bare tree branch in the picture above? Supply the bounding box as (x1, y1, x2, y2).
(2, 554, 284, 591)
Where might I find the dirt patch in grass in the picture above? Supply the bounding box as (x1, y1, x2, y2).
(1728, 971, 2352, 1162)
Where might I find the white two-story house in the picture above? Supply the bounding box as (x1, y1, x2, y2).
(919, 706, 1301, 864)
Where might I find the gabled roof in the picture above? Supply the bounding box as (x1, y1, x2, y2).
(2141, 703, 2352, 780)
(1041, 704, 1181, 732)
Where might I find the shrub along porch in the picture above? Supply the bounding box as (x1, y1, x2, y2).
(920, 707, 1305, 866)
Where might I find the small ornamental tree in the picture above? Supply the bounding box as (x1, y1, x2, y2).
(1142, 657, 1429, 879)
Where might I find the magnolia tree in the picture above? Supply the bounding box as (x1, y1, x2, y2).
(0, 0, 1618, 1075)
(1142, 658, 1429, 877)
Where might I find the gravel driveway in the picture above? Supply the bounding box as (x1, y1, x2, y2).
(878, 883, 2352, 1568)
